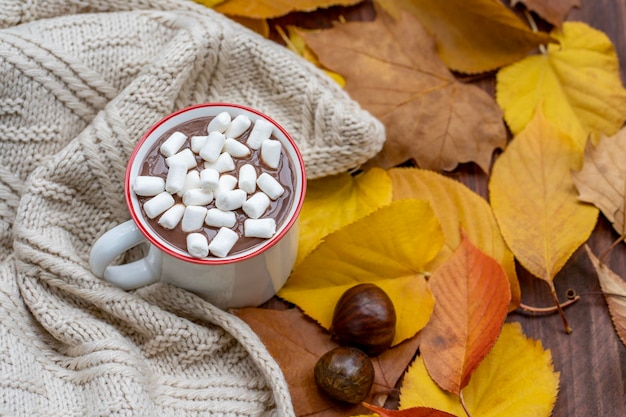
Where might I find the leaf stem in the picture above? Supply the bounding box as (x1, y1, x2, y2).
(523, 9, 547, 54)
(548, 281, 572, 333)
(519, 295, 580, 313)
(460, 390, 472, 417)
(599, 234, 626, 263)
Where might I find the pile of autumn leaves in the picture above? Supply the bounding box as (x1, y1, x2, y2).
(196, 0, 626, 416)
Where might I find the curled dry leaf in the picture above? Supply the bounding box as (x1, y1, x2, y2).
(419, 234, 511, 396)
(497, 22, 626, 150)
(376, 0, 554, 73)
(511, 0, 580, 27)
(572, 128, 626, 238)
(585, 245, 626, 347)
(401, 323, 559, 417)
(299, 6, 507, 172)
(233, 307, 421, 417)
(389, 167, 520, 310)
(279, 199, 444, 345)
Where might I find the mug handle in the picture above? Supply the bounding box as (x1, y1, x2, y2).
(89, 220, 161, 290)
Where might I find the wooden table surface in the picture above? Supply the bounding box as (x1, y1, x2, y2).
(270, 1, 626, 416)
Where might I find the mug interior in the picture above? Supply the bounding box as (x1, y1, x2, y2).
(125, 103, 306, 265)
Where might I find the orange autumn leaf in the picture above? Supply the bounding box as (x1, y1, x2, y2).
(585, 245, 626, 348)
(300, 6, 506, 172)
(389, 167, 520, 310)
(213, 0, 362, 19)
(419, 234, 511, 396)
(362, 403, 455, 417)
(376, 0, 554, 73)
(511, 0, 580, 27)
(572, 128, 626, 238)
(233, 307, 421, 417)
(489, 110, 598, 296)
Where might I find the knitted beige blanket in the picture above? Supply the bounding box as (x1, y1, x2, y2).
(0, 1, 384, 415)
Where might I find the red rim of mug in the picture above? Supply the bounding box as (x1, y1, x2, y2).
(125, 103, 307, 265)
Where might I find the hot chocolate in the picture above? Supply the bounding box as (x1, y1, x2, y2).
(132, 113, 296, 258)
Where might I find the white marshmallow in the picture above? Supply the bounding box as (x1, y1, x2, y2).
(204, 152, 235, 173)
(187, 233, 209, 258)
(244, 218, 276, 239)
(207, 111, 232, 133)
(205, 208, 237, 228)
(216, 174, 238, 195)
(223, 138, 251, 158)
(199, 131, 226, 163)
(143, 192, 175, 219)
(257, 172, 285, 200)
(224, 114, 251, 138)
(246, 118, 274, 150)
(133, 176, 165, 196)
(166, 148, 197, 169)
(261, 139, 282, 169)
(215, 189, 247, 211)
(208, 227, 239, 258)
(177, 170, 201, 197)
(181, 205, 207, 232)
(182, 188, 214, 206)
(158, 204, 185, 229)
(242, 192, 270, 219)
(238, 164, 257, 194)
(199, 168, 220, 191)
(165, 163, 187, 194)
(160, 131, 187, 157)
(190, 135, 209, 153)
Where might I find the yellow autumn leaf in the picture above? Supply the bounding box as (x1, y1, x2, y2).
(389, 168, 520, 309)
(213, 0, 362, 19)
(400, 322, 560, 417)
(275, 26, 345, 88)
(296, 168, 392, 265)
(191, 0, 226, 8)
(489, 110, 598, 282)
(279, 199, 443, 345)
(497, 21, 626, 149)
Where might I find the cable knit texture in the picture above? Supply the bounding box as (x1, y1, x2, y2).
(0, 1, 385, 416)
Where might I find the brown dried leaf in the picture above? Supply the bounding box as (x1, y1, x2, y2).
(233, 307, 420, 416)
(585, 245, 626, 348)
(511, 0, 580, 27)
(300, 6, 506, 172)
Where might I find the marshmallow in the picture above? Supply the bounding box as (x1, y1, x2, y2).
(238, 164, 257, 194)
(261, 139, 282, 169)
(199, 131, 226, 163)
(242, 192, 270, 219)
(205, 208, 236, 228)
(187, 233, 209, 258)
(166, 148, 197, 169)
(190, 135, 208, 153)
(215, 189, 247, 211)
(224, 114, 251, 138)
(246, 118, 274, 150)
(160, 131, 187, 157)
(199, 168, 220, 191)
(257, 172, 285, 200)
(143, 192, 175, 219)
(133, 176, 165, 196)
(207, 111, 232, 133)
(181, 205, 207, 232)
(216, 174, 238, 195)
(158, 203, 185, 229)
(223, 138, 251, 158)
(208, 227, 239, 258)
(177, 170, 201, 197)
(182, 188, 214, 206)
(244, 218, 276, 238)
(204, 152, 235, 173)
(165, 163, 187, 194)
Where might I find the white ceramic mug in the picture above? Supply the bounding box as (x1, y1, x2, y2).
(89, 103, 306, 308)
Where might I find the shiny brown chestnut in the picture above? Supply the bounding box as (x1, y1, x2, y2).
(330, 283, 396, 356)
(314, 346, 375, 404)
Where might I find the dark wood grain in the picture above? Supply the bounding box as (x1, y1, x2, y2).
(268, 1, 626, 415)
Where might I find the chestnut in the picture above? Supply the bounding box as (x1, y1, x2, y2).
(314, 346, 375, 404)
(331, 283, 396, 356)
